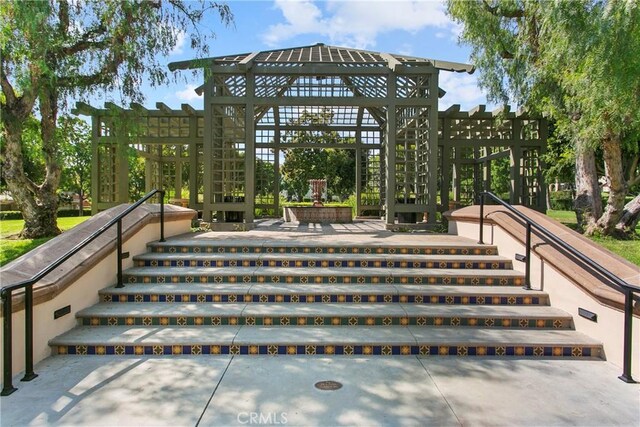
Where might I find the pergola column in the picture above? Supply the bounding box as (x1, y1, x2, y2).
(426, 71, 439, 223)
(244, 71, 256, 223)
(202, 66, 215, 222)
(510, 119, 523, 205)
(385, 71, 397, 225)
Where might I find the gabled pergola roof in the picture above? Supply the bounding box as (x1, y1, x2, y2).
(168, 43, 475, 74)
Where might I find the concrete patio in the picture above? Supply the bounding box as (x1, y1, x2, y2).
(2, 355, 638, 426)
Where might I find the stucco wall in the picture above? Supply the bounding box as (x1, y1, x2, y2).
(448, 206, 640, 377)
(1, 204, 195, 378)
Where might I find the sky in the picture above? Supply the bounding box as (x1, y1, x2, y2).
(88, 0, 493, 112)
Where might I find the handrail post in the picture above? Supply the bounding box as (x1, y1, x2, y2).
(159, 190, 166, 242)
(524, 223, 532, 290)
(1, 289, 17, 396)
(618, 289, 636, 383)
(21, 284, 37, 382)
(116, 219, 124, 288)
(478, 192, 485, 244)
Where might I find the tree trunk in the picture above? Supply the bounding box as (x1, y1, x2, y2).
(2, 118, 61, 238)
(615, 193, 640, 234)
(78, 188, 83, 217)
(593, 135, 627, 236)
(1, 86, 63, 239)
(574, 141, 601, 233)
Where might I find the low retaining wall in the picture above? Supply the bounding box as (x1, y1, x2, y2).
(0, 204, 196, 377)
(446, 205, 640, 377)
(284, 206, 352, 223)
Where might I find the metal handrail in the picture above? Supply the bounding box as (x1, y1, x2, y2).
(478, 191, 638, 383)
(1, 189, 165, 396)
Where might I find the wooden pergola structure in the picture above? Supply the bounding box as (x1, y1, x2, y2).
(75, 44, 547, 226)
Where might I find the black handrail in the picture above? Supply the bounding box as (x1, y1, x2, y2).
(478, 191, 639, 383)
(1, 189, 165, 396)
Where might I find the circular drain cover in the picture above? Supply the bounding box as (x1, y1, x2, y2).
(315, 380, 343, 391)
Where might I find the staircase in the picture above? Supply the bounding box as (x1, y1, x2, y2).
(50, 231, 602, 358)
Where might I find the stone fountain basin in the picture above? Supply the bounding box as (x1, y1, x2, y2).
(283, 206, 353, 223)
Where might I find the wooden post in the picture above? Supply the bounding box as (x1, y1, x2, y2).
(385, 72, 397, 225)
(203, 69, 214, 222)
(427, 71, 439, 223)
(510, 119, 523, 205)
(244, 70, 256, 223)
(90, 116, 100, 215)
(189, 115, 198, 209)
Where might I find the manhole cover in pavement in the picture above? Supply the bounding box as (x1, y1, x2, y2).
(314, 380, 343, 391)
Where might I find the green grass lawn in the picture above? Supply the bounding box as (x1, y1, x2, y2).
(546, 210, 640, 266)
(0, 216, 91, 266)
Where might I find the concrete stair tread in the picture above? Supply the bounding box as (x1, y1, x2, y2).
(50, 325, 600, 347)
(123, 266, 523, 277)
(133, 253, 511, 262)
(77, 302, 568, 318)
(148, 236, 495, 249)
(101, 283, 547, 297)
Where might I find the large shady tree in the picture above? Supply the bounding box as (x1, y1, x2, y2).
(447, 0, 640, 236)
(0, 0, 232, 238)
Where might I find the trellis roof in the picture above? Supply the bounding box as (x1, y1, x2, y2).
(169, 43, 474, 73)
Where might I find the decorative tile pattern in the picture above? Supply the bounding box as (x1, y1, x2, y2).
(56, 344, 598, 358)
(79, 314, 570, 328)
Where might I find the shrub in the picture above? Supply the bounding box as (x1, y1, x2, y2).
(0, 209, 91, 220)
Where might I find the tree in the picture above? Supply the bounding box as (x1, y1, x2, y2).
(447, 0, 640, 236)
(325, 149, 356, 201)
(281, 148, 329, 201)
(0, 0, 232, 238)
(280, 109, 356, 201)
(59, 117, 91, 215)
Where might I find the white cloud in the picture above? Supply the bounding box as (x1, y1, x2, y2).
(175, 84, 202, 102)
(169, 30, 187, 56)
(263, 0, 453, 49)
(438, 72, 488, 110)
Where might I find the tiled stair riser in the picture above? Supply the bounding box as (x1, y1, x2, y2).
(53, 344, 600, 358)
(49, 238, 604, 360)
(79, 316, 571, 328)
(148, 245, 499, 256)
(123, 274, 525, 286)
(134, 259, 513, 269)
(101, 293, 546, 305)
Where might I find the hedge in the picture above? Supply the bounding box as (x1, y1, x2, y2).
(0, 209, 91, 221)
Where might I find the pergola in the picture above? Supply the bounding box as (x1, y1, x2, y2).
(75, 43, 547, 227)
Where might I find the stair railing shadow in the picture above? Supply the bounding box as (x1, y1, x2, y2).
(478, 191, 639, 383)
(1, 189, 166, 396)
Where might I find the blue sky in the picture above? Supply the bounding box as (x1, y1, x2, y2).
(88, 0, 492, 112)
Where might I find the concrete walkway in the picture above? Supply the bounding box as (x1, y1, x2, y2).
(2, 355, 638, 426)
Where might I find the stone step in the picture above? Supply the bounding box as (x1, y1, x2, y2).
(49, 326, 602, 358)
(133, 253, 513, 270)
(100, 284, 549, 305)
(122, 267, 525, 286)
(148, 240, 499, 256)
(76, 303, 572, 328)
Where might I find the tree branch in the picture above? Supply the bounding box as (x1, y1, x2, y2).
(482, 0, 525, 18)
(0, 63, 17, 106)
(58, 0, 69, 35)
(59, 24, 109, 56)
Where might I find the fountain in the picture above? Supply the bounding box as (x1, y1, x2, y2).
(310, 179, 326, 207)
(283, 179, 352, 223)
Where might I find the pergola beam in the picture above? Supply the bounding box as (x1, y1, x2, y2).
(181, 104, 198, 116)
(72, 101, 98, 116)
(104, 102, 125, 112)
(156, 102, 174, 115)
(380, 53, 401, 72)
(238, 51, 260, 70)
(469, 105, 486, 117)
(130, 103, 148, 114)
